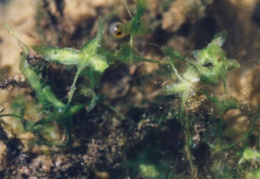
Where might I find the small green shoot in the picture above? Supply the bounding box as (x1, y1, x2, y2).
(162, 31, 240, 105)
(116, 44, 158, 64)
(161, 31, 240, 175)
(33, 17, 109, 108)
(120, 0, 152, 63)
(5, 23, 67, 111)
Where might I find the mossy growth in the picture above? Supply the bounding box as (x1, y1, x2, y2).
(0, 0, 259, 178)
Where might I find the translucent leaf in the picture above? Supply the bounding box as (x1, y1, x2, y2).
(121, 0, 152, 36)
(211, 31, 227, 47)
(226, 59, 240, 70)
(81, 17, 104, 53)
(163, 46, 184, 60)
(5, 23, 30, 53)
(122, 20, 152, 36)
(33, 45, 81, 65)
(117, 44, 155, 64)
(87, 94, 106, 112)
(87, 93, 97, 112)
(88, 54, 109, 73)
(20, 56, 67, 111)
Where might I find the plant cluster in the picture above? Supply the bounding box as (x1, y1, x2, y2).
(0, 0, 259, 178)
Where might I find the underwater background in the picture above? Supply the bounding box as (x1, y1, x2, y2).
(0, 0, 259, 178)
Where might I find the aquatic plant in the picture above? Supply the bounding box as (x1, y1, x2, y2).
(0, 0, 259, 178)
(0, 0, 154, 146)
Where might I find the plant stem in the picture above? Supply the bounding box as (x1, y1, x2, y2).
(130, 35, 133, 63)
(181, 92, 197, 178)
(184, 115, 197, 178)
(67, 67, 82, 107)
